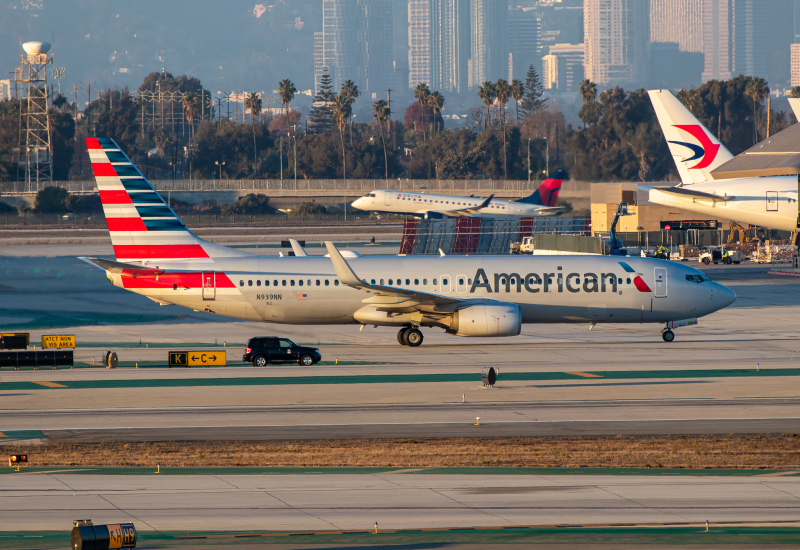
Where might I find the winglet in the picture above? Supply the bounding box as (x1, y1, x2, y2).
(289, 239, 308, 257)
(477, 194, 494, 209)
(324, 241, 364, 286)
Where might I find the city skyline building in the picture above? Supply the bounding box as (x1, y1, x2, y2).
(791, 43, 800, 86)
(431, 0, 470, 93)
(321, 0, 393, 94)
(508, 6, 539, 81)
(650, 0, 704, 53)
(546, 42, 585, 92)
(583, 0, 649, 85)
(408, 0, 432, 89)
(469, 0, 508, 86)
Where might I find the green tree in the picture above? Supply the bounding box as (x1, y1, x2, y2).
(373, 99, 391, 179)
(519, 65, 547, 117)
(429, 90, 445, 134)
(477, 81, 496, 130)
(181, 92, 199, 142)
(578, 79, 602, 127)
(495, 79, 512, 179)
(34, 186, 69, 213)
(340, 80, 359, 142)
(745, 76, 770, 144)
(245, 92, 263, 173)
(308, 73, 335, 134)
(413, 83, 432, 130)
(278, 79, 297, 116)
(510, 79, 525, 125)
(332, 94, 349, 179)
(791, 86, 800, 99)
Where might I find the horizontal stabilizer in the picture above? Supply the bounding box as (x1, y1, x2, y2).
(653, 186, 734, 203)
(79, 257, 164, 275)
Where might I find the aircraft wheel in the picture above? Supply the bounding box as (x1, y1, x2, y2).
(406, 328, 424, 347)
(397, 327, 410, 345)
(662, 330, 675, 343)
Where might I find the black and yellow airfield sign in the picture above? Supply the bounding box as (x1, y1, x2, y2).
(41, 335, 76, 349)
(168, 350, 226, 367)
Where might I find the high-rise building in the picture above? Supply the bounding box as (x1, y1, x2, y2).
(650, 0, 704, 53)
(702, 0, 794, 86)
(583, 0, 649, 85)
(431, 0, 470, 93)
(542, 54, 558, 89)
(469, 0, 508, 87)
(314, 32, 326, 94)
(508, 7, 539, 81)
(408, 0, 432, 89)
(791, 43, 800, 86)
(546, 43, 585, 92)
(322, 0, 393, 94)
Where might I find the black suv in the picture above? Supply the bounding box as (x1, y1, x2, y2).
(243, 337, 321, 366)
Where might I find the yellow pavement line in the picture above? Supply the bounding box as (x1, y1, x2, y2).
(33, 381, 67, 388)
(567, 372, 603, 378)
(0, 432, 6, 438)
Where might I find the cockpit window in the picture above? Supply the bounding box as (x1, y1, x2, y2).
(685, 274, 707, 283)
(368, 193, 376, 198)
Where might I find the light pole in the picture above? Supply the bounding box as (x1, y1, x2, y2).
(527, 138, 531, 188)
(215, 160, 225, 190)
(291, 126, 297, 190)
(279, 137, 283, 184)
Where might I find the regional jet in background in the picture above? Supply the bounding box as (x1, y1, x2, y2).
(350, 170, 567, 219)
(82, 138, 734, 346)
(646, 90, 798, 231)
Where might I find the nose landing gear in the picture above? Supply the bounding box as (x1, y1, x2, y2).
(397, 326, 424, 347)
(661, 328, 675, 342)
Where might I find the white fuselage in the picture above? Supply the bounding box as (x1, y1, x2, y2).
(351, 190, 556, 218)
(649, 176, 798, 231)
(105, 253, 734, 327)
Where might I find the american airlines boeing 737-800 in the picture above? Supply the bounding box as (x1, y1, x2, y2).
(350, 170, 567, 219)
(82, 138, 735, 346)
(647, 90, 799, 231)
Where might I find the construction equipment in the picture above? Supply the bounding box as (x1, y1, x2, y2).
(604, 203, 632, 256)
(727, 221, 746, 244)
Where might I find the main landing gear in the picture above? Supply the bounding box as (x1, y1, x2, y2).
(661, 328, 675, 342)
(398, 326, 424, 347)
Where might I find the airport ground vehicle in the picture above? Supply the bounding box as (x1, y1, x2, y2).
(699, 247, 742, 265)
(81, 137, 736, 345)
(243, 337, 321, 366)
(510, 236, 535, 254)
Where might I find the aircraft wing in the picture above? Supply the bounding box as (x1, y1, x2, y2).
(79, 257, 164, 275)
(531, 205, 565, 215)
(435, 194, 494, 218)
(324, 241, 465, 312)
(651, 186, 734, 203)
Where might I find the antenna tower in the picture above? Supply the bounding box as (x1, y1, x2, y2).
(14, 41, 54, 187)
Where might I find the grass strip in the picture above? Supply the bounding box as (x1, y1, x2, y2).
(2, 434, 798, 470)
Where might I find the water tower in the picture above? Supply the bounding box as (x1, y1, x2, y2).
(14, 41, 54, 186)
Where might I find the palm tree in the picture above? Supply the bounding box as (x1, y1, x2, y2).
(245, 92, 262, 173)
(181, 92, 199, 142)
(277, 79, 297, 116)
(477, 81, 496, 131)
(495, 79, 512, 180)
(510, 79, 524, 126)
(332, 94, 349, 180)
(791, 86, 800, 99)
(413, 83, 432, 131)
(579, 79, 597, 104)
(429, 90, 445, 134)
(745, 77, 769, 144)
(340, 80, 359, 142)
(373, 99, 391, 179)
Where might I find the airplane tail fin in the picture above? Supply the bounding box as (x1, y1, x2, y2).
(516, 169, 566, 206)
(87, 137, 247, 263)
(648, 90, 734, 185)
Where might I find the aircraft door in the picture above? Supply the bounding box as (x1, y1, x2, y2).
(385, 192, 393, 206)
(766, 191, 779, 211)
(654, 268, 667, 298)
(202, 272, 216, 300)
(440, 275, 452, 293)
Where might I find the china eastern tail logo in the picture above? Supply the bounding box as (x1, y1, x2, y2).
(668, 124, 720, 170)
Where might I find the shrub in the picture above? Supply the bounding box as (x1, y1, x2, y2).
(0, 201, 17, 214)
(290, 200, 327, 217)
(221, 193, 275, 215)
(65, 193, 102, 213)
(34, 186, 69, 213)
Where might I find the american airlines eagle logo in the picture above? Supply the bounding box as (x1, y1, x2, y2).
(668, 124, 720, 170)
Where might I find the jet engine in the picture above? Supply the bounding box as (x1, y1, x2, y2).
(450, 304, 521, 337)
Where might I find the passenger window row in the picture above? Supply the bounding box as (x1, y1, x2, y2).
(240, 279, 341, 287)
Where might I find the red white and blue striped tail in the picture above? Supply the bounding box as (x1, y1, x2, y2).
(87, 137, 247, 263)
